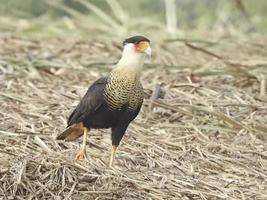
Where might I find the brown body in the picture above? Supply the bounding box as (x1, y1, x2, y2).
(57, 74, 143, 146)
(56, 35, 150, 166)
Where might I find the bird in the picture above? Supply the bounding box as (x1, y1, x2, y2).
(56, 35, 151, 167)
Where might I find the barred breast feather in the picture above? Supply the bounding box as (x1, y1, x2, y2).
(103, 70, 144, 111)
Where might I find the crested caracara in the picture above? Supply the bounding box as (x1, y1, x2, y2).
(56, 35, 151, 167)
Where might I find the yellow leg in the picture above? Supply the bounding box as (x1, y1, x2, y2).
(75, 127, 89, 160)
(109, 145, 117, 167)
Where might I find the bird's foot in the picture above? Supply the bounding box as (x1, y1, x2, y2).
(75, 148, 87, 160)
(109, 163, 114, 168)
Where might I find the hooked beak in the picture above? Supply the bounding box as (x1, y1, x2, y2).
(145, 45, 151, 57)
(144, 45, 152, 63)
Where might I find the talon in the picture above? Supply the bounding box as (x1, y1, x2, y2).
(74, 127, 89, 161)
(75, 148, 87, 160)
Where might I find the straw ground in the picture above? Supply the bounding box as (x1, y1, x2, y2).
(0, 33, 266, 199)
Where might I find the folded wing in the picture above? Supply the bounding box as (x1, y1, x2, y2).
(67, 77, 108, 127)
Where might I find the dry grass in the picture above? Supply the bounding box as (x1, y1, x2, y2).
(0, 33, 267, 199)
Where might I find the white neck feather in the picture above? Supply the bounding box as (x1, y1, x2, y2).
(115, 43, 145, 75)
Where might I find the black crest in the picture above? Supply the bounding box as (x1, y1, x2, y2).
(123, 35, 150, 45)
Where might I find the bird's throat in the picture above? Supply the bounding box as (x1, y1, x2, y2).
(114, 53, 145, 78)
(112, 64, 141, 79)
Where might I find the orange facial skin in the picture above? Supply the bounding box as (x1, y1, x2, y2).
(135, 41, 149, 53)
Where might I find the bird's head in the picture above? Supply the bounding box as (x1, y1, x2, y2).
(118, 35, 151, 68)
(123, 35, 151, 58)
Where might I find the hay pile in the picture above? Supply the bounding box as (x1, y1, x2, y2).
(0, 34, 266, 199)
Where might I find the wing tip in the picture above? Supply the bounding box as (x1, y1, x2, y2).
(56, 123, 84, 141)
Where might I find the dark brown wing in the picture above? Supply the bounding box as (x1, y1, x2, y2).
(67, 77, 108, 126)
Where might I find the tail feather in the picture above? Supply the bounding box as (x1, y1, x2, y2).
(56, 123, 84, 141)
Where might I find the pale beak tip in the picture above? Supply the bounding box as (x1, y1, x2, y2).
(144, 46, 152, 63)
(145, 46, 152, 57)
